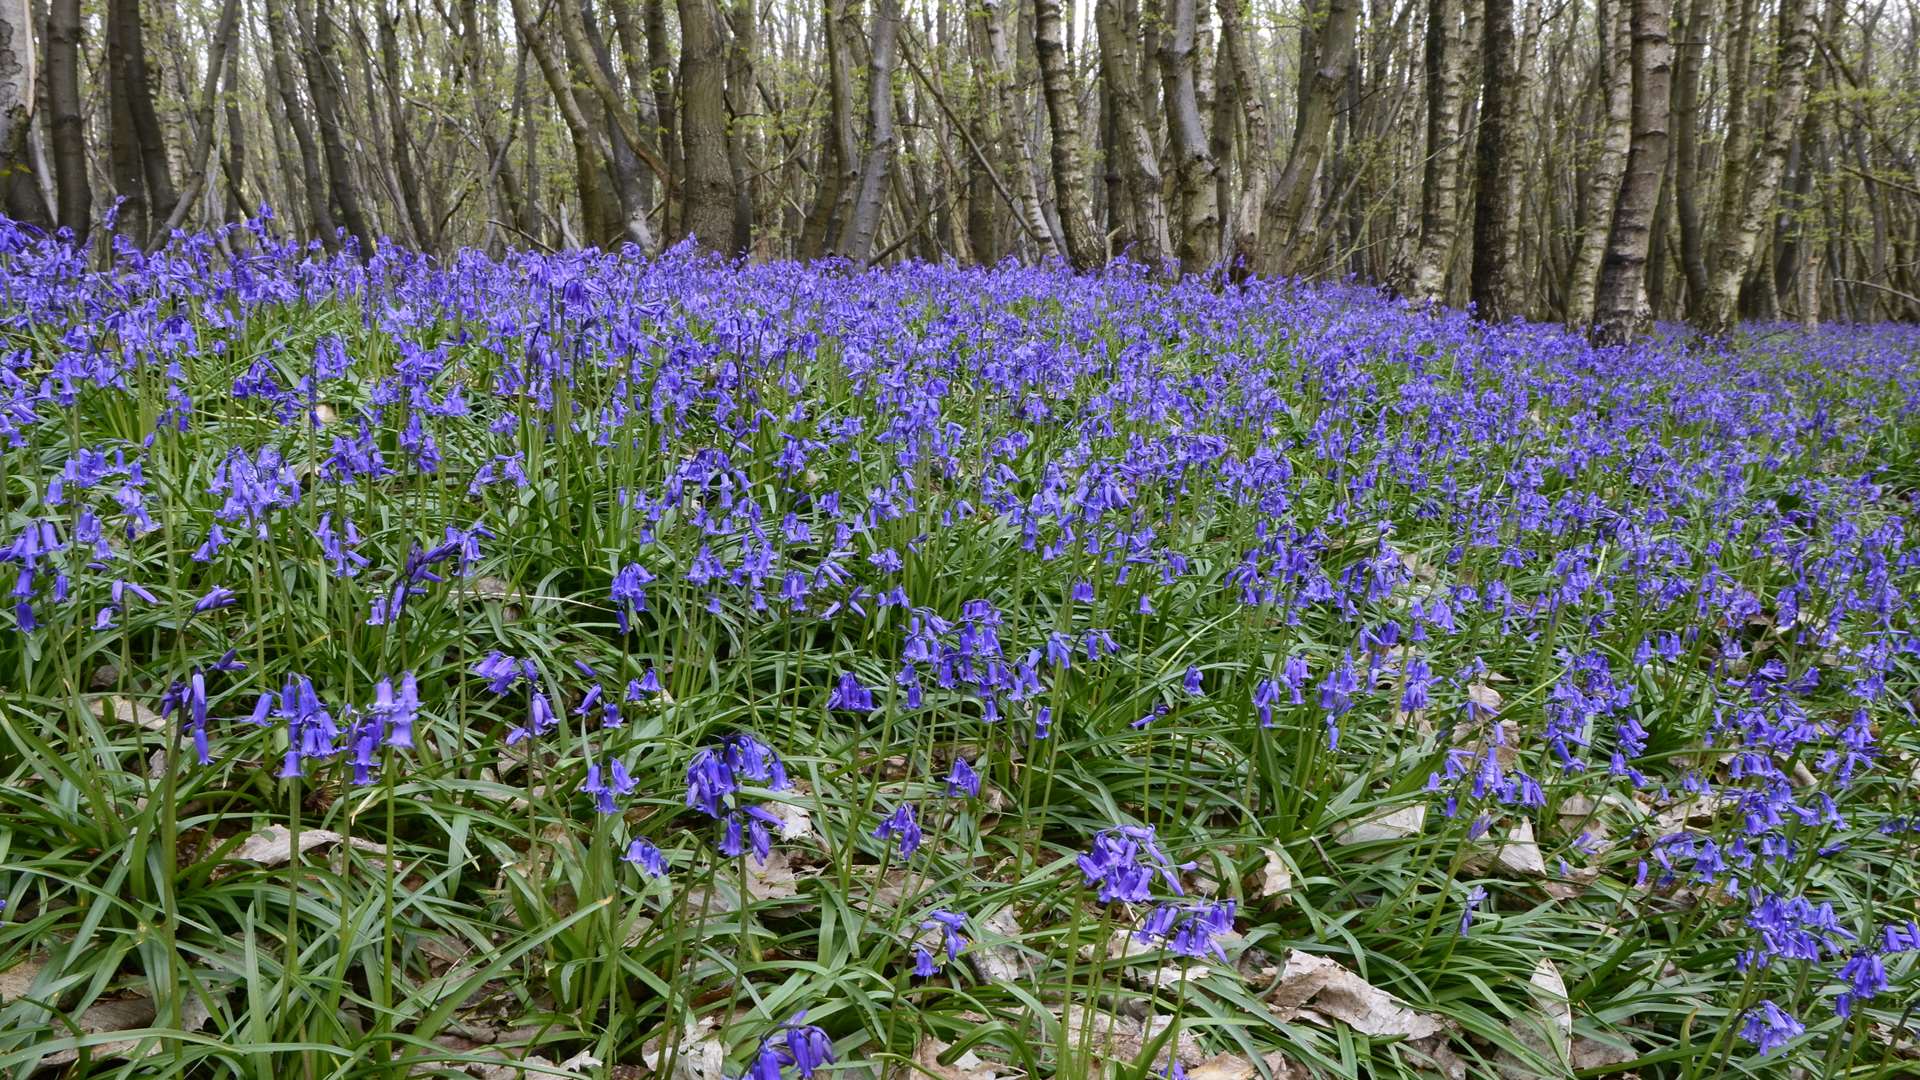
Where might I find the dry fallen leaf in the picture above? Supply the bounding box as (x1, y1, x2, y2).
(967, 906, 1036, 983)
(231, 824, 387, 866)
(888, 1036, 1003, 1080)
(0, 956, 46, 1002)
(1267, 949, 1447, 1040)
(37, 989, 215, 1068)
(1333, 804, 1426, 845)
(1254, 848, 1294, 905)
(639, 1016, 727, 1080)
(90, 696, 166, 732)
(1058, 1006, 1207, 1072)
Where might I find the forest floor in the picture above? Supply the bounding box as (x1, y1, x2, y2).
(1, 234, 1918, 1079)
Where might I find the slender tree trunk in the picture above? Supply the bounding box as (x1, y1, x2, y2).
(1470, 0, 1519, 318)
(1410, 0, 1472, 301)
(1262, 0, 1358, 275)
(644, 0, 678, 238)
(221, 9, 246, 216)
(1566, 0, 1632, 325)
(1094, 0, 1170, 267)
(265, 0, 335, 245)
(378, 2, 431, 248)
(1034, 0, 1101, 267)
(841, 0, 902, 262)
(1592, 0, 1672, 342)
(305, 0, 373, 253)
(677, 0, 735, 251)
(1160, 0, 1219, 271)
(1669, 0, 1707, 309)
(155, 0, 240, 241)
(1697, 0, 1814, 330)
(1217, 0, 1271, 273)
(119, 0, 176, 237)
(45, 0, 86, 236)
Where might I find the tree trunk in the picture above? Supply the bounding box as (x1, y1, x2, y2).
(1697, 0, 1814, 331)
(1470, 0, 1519, 318)
(1409, 0, 1472, 302)
(1262, 0, 1358, 275)
(305, 0, 374, 253)
(840, 0, 902, 262)
(265, 0, 335, 246)
(1669, 0, 1708, 309)
(1094, 0, 1170, 267)
(0, 0, 37, 226)
(221, 8, 246, 216)
(45, 0, 86, 237)
(1216, 0, 1271, 274)
(119, 0, 177, 238)
(1160, 0, 1219, 271)
(155, 0, 240, 241)
(677, 0, 735, 251)
(1565, 0, 1632, 325)
(1592, 0, 1672, 343)
(1034, 0, 1101, 268)
(644, 0, 678, 239)
(379, 2, 431, 248)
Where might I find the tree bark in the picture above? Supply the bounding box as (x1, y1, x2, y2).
(45, 0, 86, 236)
(156, 0, 240, 241)
(677, 0, 735, 251)
(1409, 0, 1472, 302)
(1470, 0, 1519, 318)
(265, 0, 335, 245)
(1592, 0, 1672, 343)
(1261, 0, 1358, 275)
(1669, 0, 1708, 308)
(0, 0, 37, 226)
(1034, 0, 1102, 268)
(1697, 0, 1815, 331)
(840, 0, 902, 262)
(305, 0, 374, 253)
(1094, 0, 1170, 267)
(1160, 0, 1219, 271)
(1565, 0, 1632, 326)
(1216, 0, 1271, 274)
(378, 2, 431, 248)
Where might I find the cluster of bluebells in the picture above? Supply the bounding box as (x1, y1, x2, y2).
(1079, 825, 1235, 962)
(685, 734, 791, 866)
(3, 217, 1919, 1067)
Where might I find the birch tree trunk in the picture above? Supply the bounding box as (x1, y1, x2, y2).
(1035, 0, 1103, 268)
(841, 0, 902, 262)
(1094, 0, 1171, 267)
(1592, 0, 1672, 342)
(1160, 0, 1219, 271)
(1409, 0, 1472, 302)
(1697, 0, 1815, 331)
(1565, 0, 1632, 326)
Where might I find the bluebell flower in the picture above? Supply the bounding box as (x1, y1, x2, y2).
(622, 838, 669, 880)
(945, 756, 980, 798)
(874, 803, 922, 857)
(1738, 1000, 1803, 1055)
(1079, 824, 1187, 904)
(1459, 885, 1488, 936)
(827, 671, 875, 712)
(580, 757, 638, 814)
